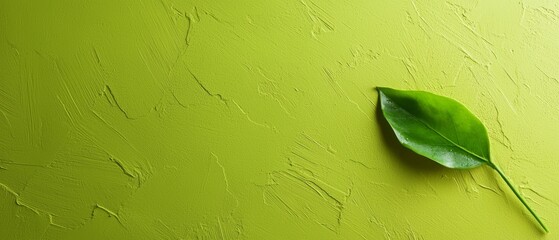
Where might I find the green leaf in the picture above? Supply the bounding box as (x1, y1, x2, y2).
(378, 87, 490, 169)
(377, 87, 548, 233)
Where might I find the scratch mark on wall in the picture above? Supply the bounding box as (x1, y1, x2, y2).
(92, 203, 126, 228)
(370, 215, 394, 239)
(48, 214, 71, 229)
(488, 76, 518, 115)
(323, 68, 371, 120)
(0, 182, 21, 200)
(536, 66, 559, 84)
(446, 2, 493, 46)
(217, 216, 226, 240)
(102, 85, 134, 119)
(55, 61, 84, 118)
(23, 64, 40, 147)
(92, 47, 103, 67)
(492, 104, 513, 150)
(188, 69, 229, 106)
(212, 153, 239, 208)
(519, 185, 559, 207)
(255, 67, 295, 118)
(0, 108, 13, 137)
(263, 170, 348, 232)
(56, 95, 76, 127)
(402, 58, 419, 88)
(109, 156, 137, 179)
(451, 58, 466, 87)
(300, 0, 334, 39)
(7, 41, 21, 55)
(0, 158, 47, 168)
(167, 7, 197, 77)
(231, 100, 271, 128)
(0, 182, 62, 230)
(468, 171, 502, 196)
(154, 219, 182, 239)
(410, 0, 433, 38)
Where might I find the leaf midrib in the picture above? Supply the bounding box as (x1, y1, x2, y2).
(388, 97, 489, 163)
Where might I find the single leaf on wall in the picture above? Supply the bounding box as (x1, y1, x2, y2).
(377, 87, 548, 233)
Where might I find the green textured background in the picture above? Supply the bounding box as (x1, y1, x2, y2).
(1, 0, 559, 239)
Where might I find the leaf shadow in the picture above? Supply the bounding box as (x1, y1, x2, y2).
(374, 102, 447, 173)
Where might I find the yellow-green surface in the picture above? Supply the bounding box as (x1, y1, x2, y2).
(1, 0, 558, 239)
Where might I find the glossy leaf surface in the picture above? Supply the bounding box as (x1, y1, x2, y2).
(378, 87, 489, 169)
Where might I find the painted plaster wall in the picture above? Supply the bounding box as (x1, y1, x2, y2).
(1, 0, 559, 239)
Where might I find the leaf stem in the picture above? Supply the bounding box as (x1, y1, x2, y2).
(489, 163, 548, 233)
